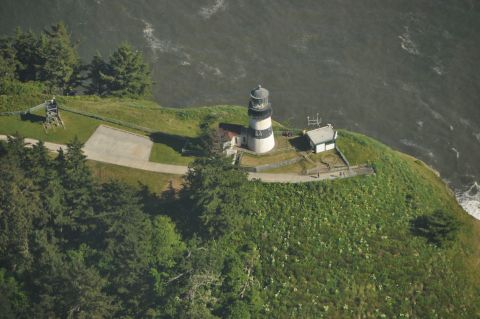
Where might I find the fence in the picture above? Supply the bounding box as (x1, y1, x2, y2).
(0, 102, 46, 116)
(335, 145, 350, 167)
(58, 106, 155, 134)
(242, 156, 303, 172)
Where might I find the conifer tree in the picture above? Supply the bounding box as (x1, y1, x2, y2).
(0, 37, 17, 81)
(12, 28, 40, 82)
(87, 43, 152, 97)
(39, 22, 79, 94)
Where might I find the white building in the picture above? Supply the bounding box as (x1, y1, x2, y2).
(306, 124, 337, 153)
(247, 85, 275, 153)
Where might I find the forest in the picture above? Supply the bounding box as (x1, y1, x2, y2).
(1, 131, 479, 318)
(0, 21, 152, 105)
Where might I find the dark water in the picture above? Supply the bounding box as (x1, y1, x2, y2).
(1, 0, 479, 217)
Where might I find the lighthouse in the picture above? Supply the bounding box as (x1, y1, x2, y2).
(247, 85, 275, 153)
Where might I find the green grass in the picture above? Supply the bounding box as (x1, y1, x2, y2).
(149, 143, 195, 165)
(0, 110, 105, 144)
(336, 129, 382, 165)
(240, 150, 300, 167)
(56, 95, 266, 137)
(87, 160, 182, 195)
(263, 159, 315, 174)
(244, 130, 480, 318)
(0, 80, 49, 113)
(1, 95, 285, 165)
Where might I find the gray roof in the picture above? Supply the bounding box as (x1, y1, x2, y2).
(306, 125, 336, 145)
(250, 85, 269, 99)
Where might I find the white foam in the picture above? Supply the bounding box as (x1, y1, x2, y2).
(474, 132, 480, 143)
(198, 62, 223, 78)
(399, 139, 434, 158)
(451, 147, 460, 159)
(398, 27, 420, 56)
(142, 20, 191, 63)
(432, 65, 444, 75)
(199, 0, 226, 19)
(457, 182, 480, 220)
(416, 120, 424, 128)
(143, 21, 177, 53)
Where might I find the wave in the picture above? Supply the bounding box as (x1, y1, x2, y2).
(197, 62, 223, 78)
(451, 147, 460, 159)
(398, 27, 420, 56)
(399, 139, 434, 158)
(142, 20, 191, 63)
(474, 132, 480, 143)
(199, 0, 226, 19)
(456, 182, 480, 220)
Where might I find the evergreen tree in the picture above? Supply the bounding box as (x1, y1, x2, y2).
(12, 28, 41, 82)
(87, 43, 152, 97)
(184, 157, 252, 238)
(39, 22, 80, 94)
(0, 269, 28, 319)
(86, 53, 108, 95)
(0, 160, 40, 272)
(0, 37, 17, 81)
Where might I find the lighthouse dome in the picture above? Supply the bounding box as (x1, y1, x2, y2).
(250, 85, 269, 100)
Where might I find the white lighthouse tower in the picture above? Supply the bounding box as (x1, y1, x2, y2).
(247, 85, 275, 153)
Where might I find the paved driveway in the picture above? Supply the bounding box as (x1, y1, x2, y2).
(83, 125, 153, 162)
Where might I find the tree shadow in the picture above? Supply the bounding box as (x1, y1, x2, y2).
(409, 210, 461, 247)
(20, 112, 45, 123)
(410, 215, 432, 240)
(288, 135, 310, 151)
(149, 131, 202, 156)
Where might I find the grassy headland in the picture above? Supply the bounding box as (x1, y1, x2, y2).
(1, 94, 479, 317)
(243, 130, 480, 317)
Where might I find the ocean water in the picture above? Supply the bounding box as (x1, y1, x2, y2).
(1, 0, 479, 218)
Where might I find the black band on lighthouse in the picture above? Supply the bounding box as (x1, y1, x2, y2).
(248, 103, 272, 120)
(248, 127, 273, 139)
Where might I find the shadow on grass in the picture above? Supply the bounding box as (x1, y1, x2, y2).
(149, 131, 202, 156)
(20, 112, 44, 123)
(288, 135, 310, 151)
(409, 210, 461, 247)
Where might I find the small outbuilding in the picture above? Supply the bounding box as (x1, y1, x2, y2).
(306, 124, 338, 153)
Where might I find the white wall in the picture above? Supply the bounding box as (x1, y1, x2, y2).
(326, 142, 335, 151)
(249, 117, 272, 130)
(315, 143, 326, 153)
(248, 135, 275, 153)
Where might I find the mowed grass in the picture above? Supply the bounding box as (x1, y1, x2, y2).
(1, 95, 282, 165)
(263, 159, 315, 174)
(57, 96, 257, 137)
(149, 143, 195, 165)
(87, 160, 183, 195)
(0, 110, 104, 144)
(240, 149, 300, 167)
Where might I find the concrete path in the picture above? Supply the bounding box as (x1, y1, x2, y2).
(0, 132, 373, 183)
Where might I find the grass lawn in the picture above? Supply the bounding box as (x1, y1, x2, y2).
(240, 149, 300, 167)
(0, 110, 105, 144)
(336, 129, 382, 165)
(87, 160, 183, 195)
(57, 96, 264, 137)
(1, 95, 287, 165)
(149, 143, 195, 165)
(263, 159, 315, 174)
(308, 149, 346, 167)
